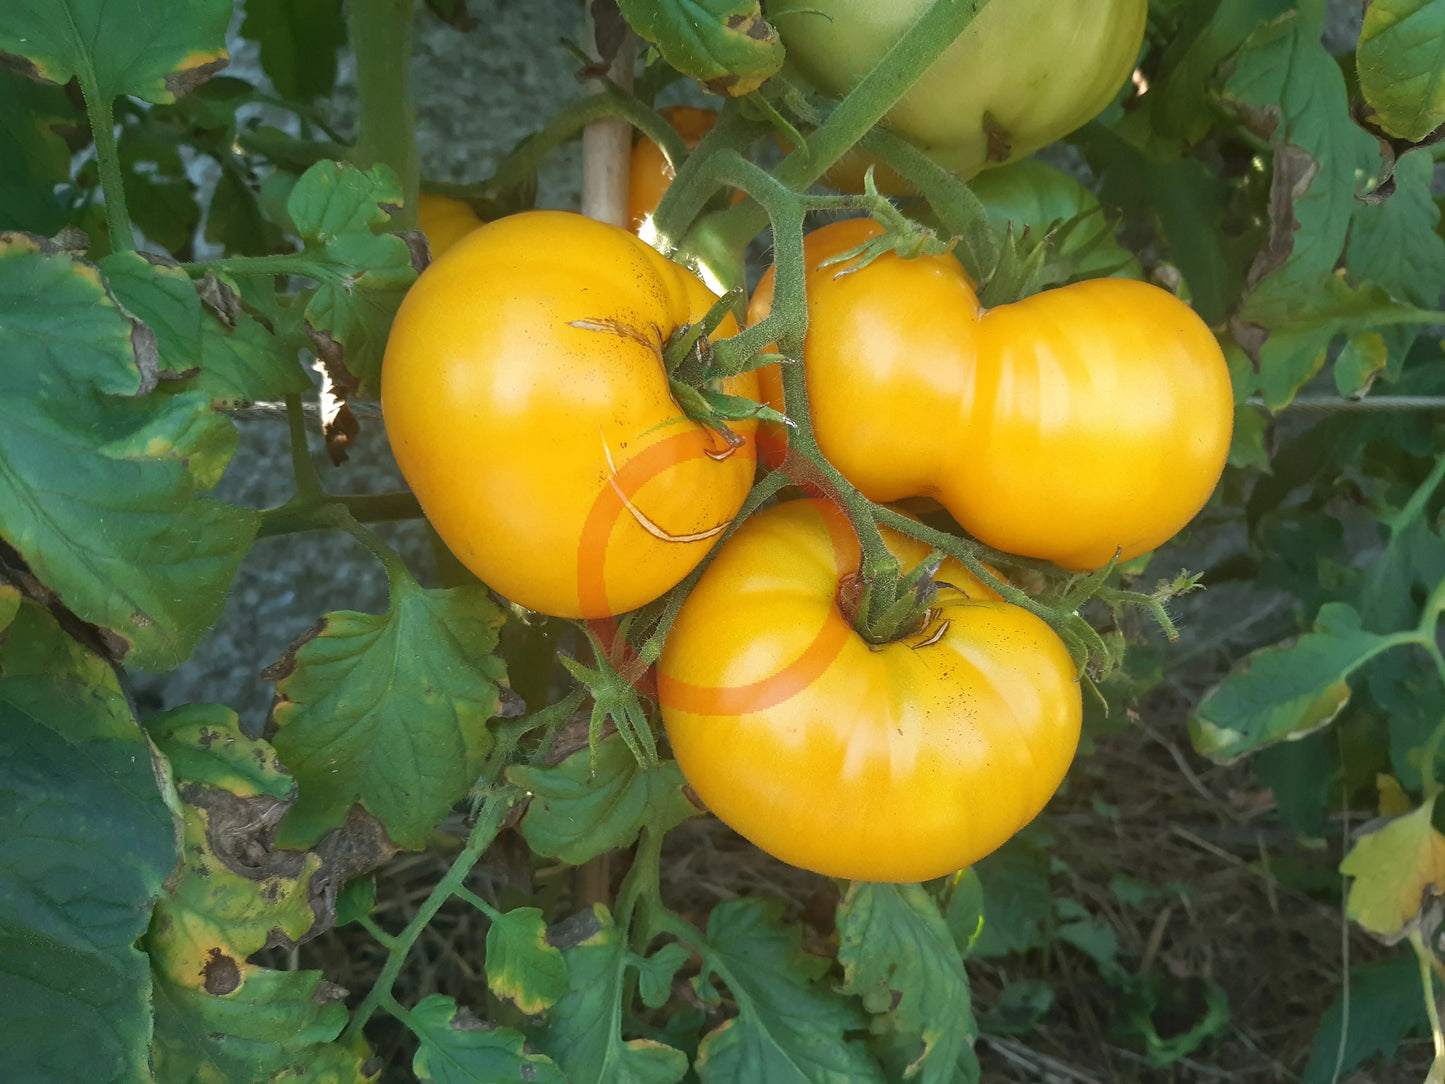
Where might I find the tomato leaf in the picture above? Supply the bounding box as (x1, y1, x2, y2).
(239, 0, 347, 104)
(411, 994, 567, 1084)
(507, 735, 699, 865)
(196, 306, 314, 407)
(617, 0, 783, 97)
(1190, 602, 1395, 763)
(99, 251, 203, 378)
(694, 897, 885, 1083)
(144, 704, 383, 1084)
(0, 671, 178, 1084)
(485, 906, 569, 1015)
(0, 68, 78, 234)
(538, 905, 689, 1084)
(1357, 0, 1445, 144)
(969, 837, 1052, 959)
(264, 578, 506, 850)
(0, 0, 230, 104)
(1340, 798, 1445, 941)
(836, 882, 978, 1084)
(287, 160, 418, 397)
(1302, 955, 1434, 1084)
(0, 236, 258, 670)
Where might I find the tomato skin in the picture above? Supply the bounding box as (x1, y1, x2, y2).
(382, 210, 760, 617)
(750, 218, 1233, 569)
(416, 193, 483, 259)
(657, 498, 1081, 883)
(773, 0, 1146, 182)
(628, 106, 718, 233)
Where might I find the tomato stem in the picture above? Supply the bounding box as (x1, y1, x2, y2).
(350, 0, 419, 228)
(77, 77, 134, 253)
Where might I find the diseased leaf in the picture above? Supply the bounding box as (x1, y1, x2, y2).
(411, 994, 566, 1084)
(0, 673, 178, 1084)
(0, 0, 231, 104)
(0, 596, 121, 691)
(1340, 797, 1445, 941)
(240, 0, 346, 103)
(99, 251, 202, 377)
(1190, 603, 1394, 762)
(507, 735, 699, 865)
(0, 236, 258, 669)
(1357, 0, 1445, 143)
(539, 905, 689, 1084)
(618, 0, 783, 97)
(485, 906, 569, 1015)
(695, 898, 885, 1083)
(265, 578, 505, 849)
(837, 883, 976, 1084)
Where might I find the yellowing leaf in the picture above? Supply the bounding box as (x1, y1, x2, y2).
(1377, 774, 1413, 818)
(1341, 797, 1445, 940)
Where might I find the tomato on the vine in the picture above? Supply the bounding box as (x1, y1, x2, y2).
(657, 498, 1082, 883)
(750, 218, 1233, 570)
(771, 0, 1147, 185)
(382, 210, 760, 617)
(416, 193, 482, 259)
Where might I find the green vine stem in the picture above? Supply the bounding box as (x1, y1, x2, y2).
(77, 79, 134, 252)
(654, 0, 996, 264)
(350, 0, 419, 227)
(258, 491, 422, 538)
(284, 393, 324, 502)
(1409, 927, 1445, 1066)
(341, 785, 520, 1042)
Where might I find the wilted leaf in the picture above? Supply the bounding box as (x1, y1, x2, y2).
(837, 882, 976, 1084)
(265, 579, 505, 850)
(485, 906, 568, 1014)
(1341, 797, 1445, 941)
(1190, 603, 1397, 762)
(618, 0, 783, 96)
(411, 994, 566, 1084)
(507, 735, 698, 865)
(0, 0, 230, 104)
(0, 673, 177, 1084)
(0, 236, 258, 669)
(694, 897, 885, 1083)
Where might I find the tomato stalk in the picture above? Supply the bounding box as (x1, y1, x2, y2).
(76, 81, 135, 253)
(350, 0, 419, 228)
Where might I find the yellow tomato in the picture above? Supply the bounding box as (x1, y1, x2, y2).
(628, 106, 718, 233)
(415, 193, 482, 260)
(750, 218, 1233, 569)
(657, 498, 1082, 882)
(382, 210, 760, 617)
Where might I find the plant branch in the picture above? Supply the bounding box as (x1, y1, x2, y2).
(350, 0, 419, 226)
(79, 81, 133, 252)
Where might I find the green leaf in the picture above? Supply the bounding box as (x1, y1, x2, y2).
(206, 166, 287, 257)
(265, 578, 505, 849)
(0, 0, 230, 104)
(695, 897, 885, 1083)
(1340, 797, 1445, 940)
(836, 883, 975, 1084)
(118, 117, 200, 256)
(1225, 8, 1386, 396)
(1253, 727, 1338, 837)
(942, 868, 985, 958)
(1333, 331, 1390, 398)
(0, 237, 258, 669)
(1303, 955, 1433, 1084)
(617, 0, 783, 97)
(99, 251, 202, 377)
(0, 596, 122, 691)
(485, 906, 569, 1015)
(0, 67, 78, 234)
(1190, 602, 1398, 762)
(635, 942, 691, 1011)
(1227, 402, 1271, 471)
(1357, 0, 1445, 143)
(411, 994, 566, 1084)
(287, 160, 417, 395)
(539, 905, 689, 1084)
(970, 837, 1052, 959)
(239, 0, 346, 103)
(0, 673, 178, 1084)
(1347, 152, 1445, 313)
(507, 735, 698, 865)
(193, 305, 313, 407)
(1053, 897, 1120, 975)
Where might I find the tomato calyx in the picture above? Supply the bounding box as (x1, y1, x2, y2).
(977, 205, 1135, 307)
(837, 550, 950, 647)
(817, 172, 956, 276)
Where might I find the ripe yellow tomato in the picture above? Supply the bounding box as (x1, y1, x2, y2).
(657, 498, 1082, 882)
(750, 218, 1233, 569)
(382, 210, 760, 617)
(415, 193, 482, 260)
